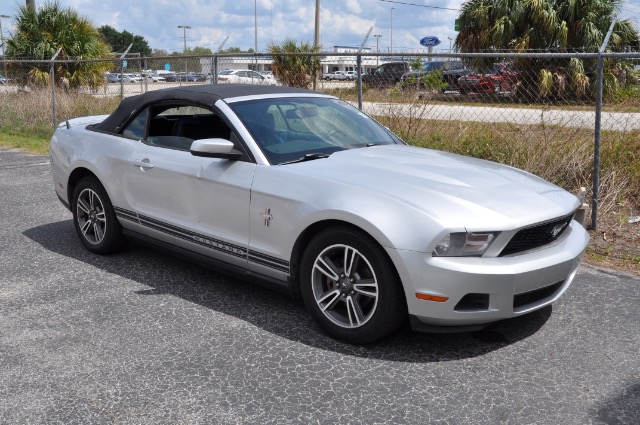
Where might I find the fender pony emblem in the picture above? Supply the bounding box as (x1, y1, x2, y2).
(260, 208, 273, 227)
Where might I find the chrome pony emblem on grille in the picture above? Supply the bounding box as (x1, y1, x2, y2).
(551, 222, 566, 238)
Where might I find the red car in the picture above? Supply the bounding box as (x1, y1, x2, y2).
(456, 63, 519, 95)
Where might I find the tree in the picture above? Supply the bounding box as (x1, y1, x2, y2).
(219, 47, 254, 54)
(7, 1, 112, 90)
(455, 0, 639, 99)
(98, 25, 151, 56)
(267, 39, 320, 88)
(186, 46, 213, 55)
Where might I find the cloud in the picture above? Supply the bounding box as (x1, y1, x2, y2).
(10, 0, 466, 53)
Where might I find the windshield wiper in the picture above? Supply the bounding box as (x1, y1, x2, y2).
(279, 153, 331, 165)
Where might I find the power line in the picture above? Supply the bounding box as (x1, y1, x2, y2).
(379, 0, 459, 12)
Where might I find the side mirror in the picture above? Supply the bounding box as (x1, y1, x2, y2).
(190, 138, 243, 160)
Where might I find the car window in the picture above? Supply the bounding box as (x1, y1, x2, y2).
(122, 108, 149, 140)
(230, 97, 403, 165)
(124, 104, 236, 153)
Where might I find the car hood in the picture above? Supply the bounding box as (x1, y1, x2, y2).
(283, 145, 578, 230)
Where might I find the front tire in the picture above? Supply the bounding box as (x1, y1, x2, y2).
(71, 176, 128, 254)
(300, 227, 406, 344)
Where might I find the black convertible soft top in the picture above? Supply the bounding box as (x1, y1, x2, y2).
(93, 84, 322, 134)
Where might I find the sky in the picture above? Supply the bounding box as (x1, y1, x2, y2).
(1, 0, 639, 54)
(0, 0, 466, 54)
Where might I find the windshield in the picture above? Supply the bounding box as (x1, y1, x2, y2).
(230, 97, 403, 165)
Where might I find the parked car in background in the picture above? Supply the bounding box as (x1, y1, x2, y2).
(344, 71, 358, 80)
(399, 61, 471, 92)
(121, 73, 143, 83)
(322, 71, 349, 81)
(142, 73, 166, 83)
(362, 62, 411, 88)
(217, 69, 277, 86)
(457, 63, 520, 95)
(105, 73, 120, 83)
(260, 71, 275, 80)
(49, 84, 589, 344)
(0, 74, 9, 84)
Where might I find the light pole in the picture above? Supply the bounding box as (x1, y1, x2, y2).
(178, 25, 191, 77)
(374, 34, 381, 65)
(254, 0, 258, 53)
(0, 15, 9, 79)
(390, 7, 394, 54)
(447, 36, 453, 51)
(313, 0, 321, 90)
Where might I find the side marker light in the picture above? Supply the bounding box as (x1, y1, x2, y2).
(415, 293, 449, 302)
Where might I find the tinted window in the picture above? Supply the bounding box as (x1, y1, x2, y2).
(122, 108, 148, 140)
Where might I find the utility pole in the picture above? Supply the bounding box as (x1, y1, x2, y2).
(314, 0, 320, 50)
(374, 34, 381, 65)
(313, 0, 321, 90)
(390, 7, 394, 53)
(0, 15, 9, 79)
(178, 25, 191, 78)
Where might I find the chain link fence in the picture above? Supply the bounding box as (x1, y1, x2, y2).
(1, 50, 639, 228)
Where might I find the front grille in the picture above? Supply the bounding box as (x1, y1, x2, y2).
(499, 212, 574, 257)
(513, 281, 563, 309)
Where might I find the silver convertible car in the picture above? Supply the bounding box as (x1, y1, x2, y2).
(50, 85, 589, 344)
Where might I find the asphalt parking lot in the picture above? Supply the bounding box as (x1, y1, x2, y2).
(1, 148, 639, 424)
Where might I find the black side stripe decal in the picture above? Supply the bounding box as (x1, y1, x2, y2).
(114, 206, 139, 223)
(114, 206, 289, 274)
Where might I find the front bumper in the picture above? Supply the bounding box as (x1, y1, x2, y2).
(387, 221, 589, 328)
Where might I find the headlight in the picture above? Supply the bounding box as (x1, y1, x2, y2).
(432, 232, 497, 257)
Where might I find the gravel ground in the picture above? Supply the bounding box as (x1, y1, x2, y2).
(1, 148, 638, 424)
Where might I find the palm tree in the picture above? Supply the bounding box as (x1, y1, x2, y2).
(7, 1, 112, 90)
(267, 39, 321, 88)
(455, 0, 639, 99)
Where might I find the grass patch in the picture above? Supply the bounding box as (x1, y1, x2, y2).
(0, 90, 119, 153)
(325, 86, 640, 113)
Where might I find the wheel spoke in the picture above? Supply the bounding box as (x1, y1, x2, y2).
(93, 222, 104, 242)
(88, 190, 96, 209)
(317, 289, 342, 312)
(354, 279, 377, 298)
(77, 199, 90, 214)
(80, 220, 92, 236)
(95, 211, 106, 223)
(343, 246, 358, 277)
(346, 296, 364, 327)
(314, 256, 340, 282)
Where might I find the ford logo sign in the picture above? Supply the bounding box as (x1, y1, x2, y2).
(420, 36, 441, 47)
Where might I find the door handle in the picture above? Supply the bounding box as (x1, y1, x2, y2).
(132, 159, 154, 170)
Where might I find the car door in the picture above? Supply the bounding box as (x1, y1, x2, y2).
(121, 103, 255, 269)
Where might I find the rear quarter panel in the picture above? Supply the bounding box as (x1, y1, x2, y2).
(50, 121, 137, 212)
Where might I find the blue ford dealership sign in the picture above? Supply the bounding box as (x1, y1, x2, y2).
(420, 36, 441, 47)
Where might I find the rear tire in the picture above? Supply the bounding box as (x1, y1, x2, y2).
(71, 176, 128, 254)
(300, 227, 406, 344)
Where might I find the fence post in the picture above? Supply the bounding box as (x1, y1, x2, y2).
(50, 47, 62, 129)
(592, 20, 617, 230)
(357, 54, 363, 110)
(144, 59, 148, 93)
(119, 44, 132, 101)
(213, 55, 218, 84)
